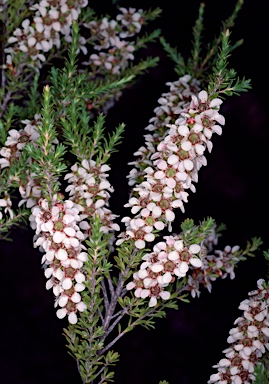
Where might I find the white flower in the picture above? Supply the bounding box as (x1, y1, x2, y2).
(117, 7, 143, 37)
(0, 194, 14, 219)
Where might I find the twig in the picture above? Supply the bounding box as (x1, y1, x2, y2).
(98, 307, 104, 324)
(96, 367, 106, 384)
(102, 273, 123, 333)
(120, 287, 127, 298)
(100, 307, 156, 356)
(101, 279, 109, 313)
(101, 249, 138, 337)
(103, 306, 130, 339)
(0, 90, 12, 119)
(111, 308, 126, 320)
(107, 272, 115, 297)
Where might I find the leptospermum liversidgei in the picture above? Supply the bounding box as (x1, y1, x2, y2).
(1, 1, 268, 383)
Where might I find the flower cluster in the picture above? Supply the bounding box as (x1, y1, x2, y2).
(208, 279, 269, 384)
(0, 114, 58, 209)
(126, 235, 202, 307)
(84, 7, 144, 76)
(6, 154, 119, 325)
(117, 82, 225, 250)
(27, 157, 120, 323)
(187, 243, 241, 298)
(0, 113, 41, 169)
(5, 0, 88, 68)
(64, 159, 120, 236)
(127, 74, 200, 186)
(29, 194, 88, 324)
(82, 7, 146, 113)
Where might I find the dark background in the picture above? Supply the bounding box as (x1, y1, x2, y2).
(1, 0, 269, 383)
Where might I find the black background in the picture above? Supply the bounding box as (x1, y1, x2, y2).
(1, 0, 269, 383)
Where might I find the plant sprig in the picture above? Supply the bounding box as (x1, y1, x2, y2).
(207, 30, 251, 98)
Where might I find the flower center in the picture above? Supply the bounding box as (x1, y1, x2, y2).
(249, 353, 258, 364)
(66, 300, 77, 313)
(150, 285, 161, 296)
(177, 148, 189, 160)
(77, 178, 84, 186)
(166, 167, 176, 177)
(85, 206, 96, 215)
(43, 16, 53, 26)
(199, 102, 208, 111)
(259, 333, 267, 344)
(180, 250, 191, 262)
(59, 14, 68, 25)
(51, 242, 61, 250)
(140, 197, 149, 207)
(54, 220, 64, 231)
(250, 306, 260, 316)
(64, 286, 75, 297)
(28, 46, 38, 56)
(52, 259, 61, 268)
(158, 198, 170, 211)
(239, 323, 248, 333)
(67, 249, 77, 258)
(145, 216, 155, 226)
(152, 183, 164, 193)
(48, 0, 61, 6)
(134, 279, 144, 288)
(65, 267, 77, 279)
(202, 116, 212, 128)
(35, 32, 44, 42)
(239, 370, 249, 381)
(19, 134, 29, 143)
(135, 229, 145, 239)
(164, 260, 175, 272)
(148, 270, 160, 279)
(42, 211, 52, 221)
(66, 0, 75, 7)
(149, 254, 159, 263)
(221, 372, 231, 381)
(188, 133, 200, 144)
(88, 185, 99, 195)
(231, 356, 241, 366)
(101, 217, 110, 227)
(175, 182, 183, 193)
(242, 337, 252, 347)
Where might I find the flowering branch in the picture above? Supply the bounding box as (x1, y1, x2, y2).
(0, 2, 266, 384)
(208, 278, 269, 384)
